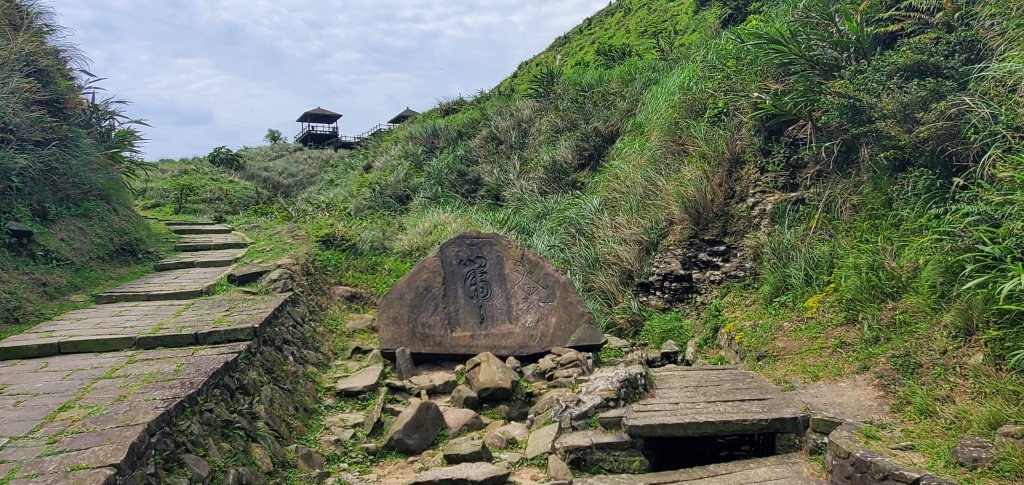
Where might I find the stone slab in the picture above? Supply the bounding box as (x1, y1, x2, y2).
(168, 224, 232, 235)
(622, 366, 808, 438)
(0, 294, 289, 360)
(576, 454, 824, 484)
(378, 231, 605, 358)
(0, 343, 247, 481)
(174, 232, 250, 252)
(155, 248, 247, 271)
(94, 267, 232, 303)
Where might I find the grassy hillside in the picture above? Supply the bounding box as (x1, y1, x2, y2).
(0, 0, 168, 330)
(140, 0, 1024, 481)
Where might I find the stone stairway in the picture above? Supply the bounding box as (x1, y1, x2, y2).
(0, 221, 293, 484)
(576, 365, 824, 485)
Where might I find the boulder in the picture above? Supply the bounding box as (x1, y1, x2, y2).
(329, 285, 376, 306)
(407, 462, 511, 485)
(3, 222, 33, 240)
(336, 365, 383, 396)
(683, 338, 698, 366)
(450, 385, 480, 410)
(443, 436, 492, 464)
(377, 231, 606, 358)
(466, 352, 519, 401)
(443, 408, 486, 436)
(660, 340, 680, 364)
(953, 436, 995, 468)
(287, 444, 325, 475)
(384, 399, 446, 454)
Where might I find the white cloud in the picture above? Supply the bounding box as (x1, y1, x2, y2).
(48, 0, 607, 158)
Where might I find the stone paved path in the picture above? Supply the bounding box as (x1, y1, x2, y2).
(0, 221, 289, 484)
(622, 365, 808, 438)
(577, 454, 824, 485)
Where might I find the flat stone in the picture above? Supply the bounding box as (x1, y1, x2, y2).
(175, 232, 249, 251)
(443, 436, 492, 464)
(8, 467, 117, 485)
(548, 454, 573, 482)
(336, 365, 383, 396)
(345, 314, 376, 332)
(408, 371, 458, 395)
(810, 411, 844, 434)
(555, 430, 633, 454)
(953, 435, 995, 468)
(59, 335, 135, 354)
(377, 231, 606, 358)
(364, 390, 388, 434)
(622, 367, 808, 438)
(155, 248, 247, 270)
(0, 340, 60, 360)
(227, 264, 271, 285)
(525, 423, 559, 459)
(169, 224, 232, 235)
(575, 453, 823, 485)
(597, 408, 626, 429)
(408, 462, 511, 485)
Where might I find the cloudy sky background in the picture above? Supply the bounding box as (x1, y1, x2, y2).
(50, 1, 607, 160)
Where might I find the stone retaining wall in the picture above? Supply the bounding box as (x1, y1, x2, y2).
(122, 293, 332, 484)
(826, 426, 957, 485)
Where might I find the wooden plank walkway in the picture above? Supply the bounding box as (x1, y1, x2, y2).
(576, 454, 824, 485)
(623, 366, 808, 438)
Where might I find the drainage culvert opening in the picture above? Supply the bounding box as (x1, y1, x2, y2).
(643, 433, 779, 471)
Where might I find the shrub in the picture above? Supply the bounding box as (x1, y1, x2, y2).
(639, 311, 693, 348)
(206, 146, 244, 171)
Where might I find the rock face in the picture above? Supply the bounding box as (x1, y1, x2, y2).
(466, 352, 519, 401)
(384, 399, 446, 454)
(377, 231, 605, 358)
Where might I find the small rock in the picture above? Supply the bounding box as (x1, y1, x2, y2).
(443, 408, 486, 436)
(505, 356, 521, 372)
(525, 423, 559, 459)
(407, 462, 511, 485)
(450, 385, 480, 410)
(889, 442, 916, 451)
(345, 314, 376, 332)
(3, 222, 33, 240)
(683, 338, 697, 366)
(336, 365, 383, 396)
(996, 424, 1024, 450)
(952, 436, 995, 468)
(809, 411, 844, 434)
(288, 444, 325, 475)
(466, 352, 519, 401)
(249, 443, 274, 474)
(326, 413, 365, 429)
(408, 371, 458, 395)
(660, 340, 680, 364)
(395, 347, 416, 380)
(262, 268, 294, 285)
(364, 390, 388, 434)
(329, 285, 376, 306)
(484, 422, 530, 450)
(227, 264, 271, 285)
(180, 454, 211, 483)
(547, 454, 573, 482)
(443, 436, 492, 464)
(384, 399, 446, 454)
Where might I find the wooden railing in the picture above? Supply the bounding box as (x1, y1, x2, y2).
(297, 123, 400, 148)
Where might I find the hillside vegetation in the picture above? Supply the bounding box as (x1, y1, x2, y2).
(0, 0, 167, 330)
(140, 0, 1024, 482)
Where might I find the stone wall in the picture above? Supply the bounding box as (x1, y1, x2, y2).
(122, 293, 333, 484)
(826, 426, 957, 485)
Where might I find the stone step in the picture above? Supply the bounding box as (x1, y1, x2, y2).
(93, 266, 233, 303)
(575, 454, 825, 485)
(163, 220, 219, 226)
(0, 294, 290, 360)
(174, 233, 250, 252)
(622, 366, 808, 439)
(168, 224, 232, 235)
(0, 342, 249, 483)
(154, 248, 247, 271)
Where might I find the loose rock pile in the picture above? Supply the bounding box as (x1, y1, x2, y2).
(316, 329, 651, 485)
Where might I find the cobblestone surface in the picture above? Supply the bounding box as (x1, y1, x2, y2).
(155, 248, 247, 270)
(175, 233, 249, 252)
(0, 294, 289, 360)
(93, 267, 232, 303)
(0, 343, 248, 484)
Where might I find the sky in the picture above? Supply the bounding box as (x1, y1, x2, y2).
(49, 1, 608, 160)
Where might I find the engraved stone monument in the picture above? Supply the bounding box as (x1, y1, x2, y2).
(377, 231, 606, 358)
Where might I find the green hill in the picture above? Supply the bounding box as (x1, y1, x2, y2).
(0, 1, 167, 330)
(119, 0, 1024, 481)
